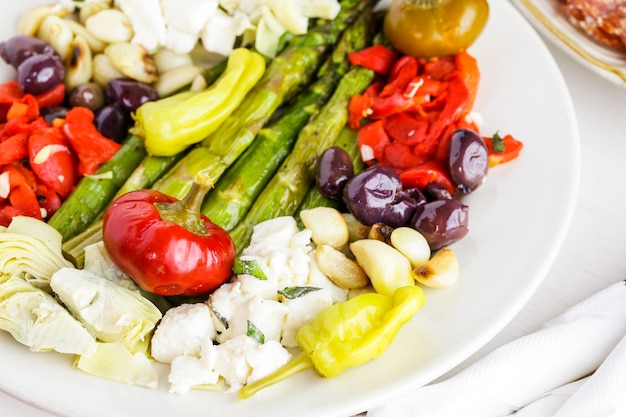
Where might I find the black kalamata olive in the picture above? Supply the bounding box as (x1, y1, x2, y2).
(106, 78, 158, 113)
(17, 54, 64, 95)
(397, 187, 427, 207)
(69, 83, 106, 112)
(40, 106, 69, 124)
(0, 35, 59, 68)
(316, 146, 354, 200)
(448, 128, 489, 194)
(343, 165, 418, 227)
(424, 182, 453, 200)
(410, 199, 469, 250)
(94, 105, 130, 142)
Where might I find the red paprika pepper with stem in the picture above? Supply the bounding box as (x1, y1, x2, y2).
(103, 174, 236, 297)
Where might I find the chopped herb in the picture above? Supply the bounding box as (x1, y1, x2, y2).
(247, 320, 265, 344)
(491, 131, 505, 153)
(233, 257, 267, 280)
(278, 286, 322, 299)
(211, 306, 229, 330)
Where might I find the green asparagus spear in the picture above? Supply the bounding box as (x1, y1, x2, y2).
(200, 8, 374, 231)
(151, 0, 375, 200)
(228, 66, 376, 251)
(47, 135, 147, 241)
(113, 152, 187, 198)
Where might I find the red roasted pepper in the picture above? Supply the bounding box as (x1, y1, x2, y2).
(0, 79, 121, 225)
(484, 132, 524, 166)
(0, 164, 42, 225)
(61, 107, 121, 176)
(103, 174, 236, 297)
(29, 126, 78, 198)
(348, 45, 398, 75)
(399, 160, 456, 195)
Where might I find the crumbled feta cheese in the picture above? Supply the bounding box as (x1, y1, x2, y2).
(212, 335, 256, 391)
(280, 287, 333, 348)
(151, 303, 216, 363)
(241, 216, 313, 291)
(245, 216, 302, 248)
(210, 281, 288, 343)
(116, 0, 167, 53)
(246, 339, 292, 384)
(169, 338, 220, 394)
(161, 0, 218, 35)
(213, 335, 291, 391)
(208, 281, 243, 333)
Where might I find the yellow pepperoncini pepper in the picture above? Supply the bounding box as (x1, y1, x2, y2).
(135, 48, 266, 157)
(238, 285, 426, 399)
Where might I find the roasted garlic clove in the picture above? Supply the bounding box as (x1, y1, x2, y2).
(300, 207, 349, 250)
(350, 239, 414, 297)
(412, 247, 459, 288)
(390, 227, 431, 268)
(315, 244, 369, 289)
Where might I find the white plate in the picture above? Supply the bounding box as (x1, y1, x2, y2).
(511, 0, 626, 87)
(0, 1, 579, 417)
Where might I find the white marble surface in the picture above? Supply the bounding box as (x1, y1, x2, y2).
(2, 8, 626, 417)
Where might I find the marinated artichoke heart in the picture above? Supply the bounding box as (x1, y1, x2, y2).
(50, 267, 162, 353)
(74, 342, 159, 389)
(0, 276, 97, 356)
(0, 216, 74, 288)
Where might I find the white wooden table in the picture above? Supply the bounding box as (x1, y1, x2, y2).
(2, 14, 626, 417)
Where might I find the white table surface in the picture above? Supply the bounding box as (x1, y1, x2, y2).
(2, 8, 626, 417)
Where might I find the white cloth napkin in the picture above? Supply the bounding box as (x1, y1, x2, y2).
(367, 280, 626, 417)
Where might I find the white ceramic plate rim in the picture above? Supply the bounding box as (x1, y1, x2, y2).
(510, 0, 626, 87)
(0, 1, 580, 417)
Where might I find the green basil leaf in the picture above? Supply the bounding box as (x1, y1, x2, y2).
(233, 257, 267, 280)
(210, 306, 229, 329)
(247, 320, 265, 344)
(491, 131, 505, 153)
(278, 286, 322, 300)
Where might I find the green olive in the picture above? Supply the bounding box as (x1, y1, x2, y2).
(383, 0, 489, 59)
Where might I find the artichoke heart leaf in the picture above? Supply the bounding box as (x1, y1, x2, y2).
(0, 276, 97, 356)
(74, 342, 159, 389)
(50, 267, 162, 353)
(0, 216, 73, 289)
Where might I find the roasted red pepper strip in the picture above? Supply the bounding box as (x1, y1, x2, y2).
(422, 74, 470, 158)
(422, 56, 457, 81)
(399, 160, 455, 194)
(61, 107, 122, 176)
(454, 51, 480, 109)
(348, 45, 399, 75)
(0, 132, 29, 165)
(7, 94, 40, 122)
(0, 164, 42, 226)
(35, 181, 62, 219)
(381, 56, 419, 97)
(383, 112, 429, 146)
(484, 132, 524, 166)
(384, 141, 429, 169)
(29, 126, 78, 198)
(348, 93, 372, 130)
(0, 81, 24, 105)
(357, 120, 390, 166)
(33, 83, 65, 108)
(103, 176, 236, 297)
